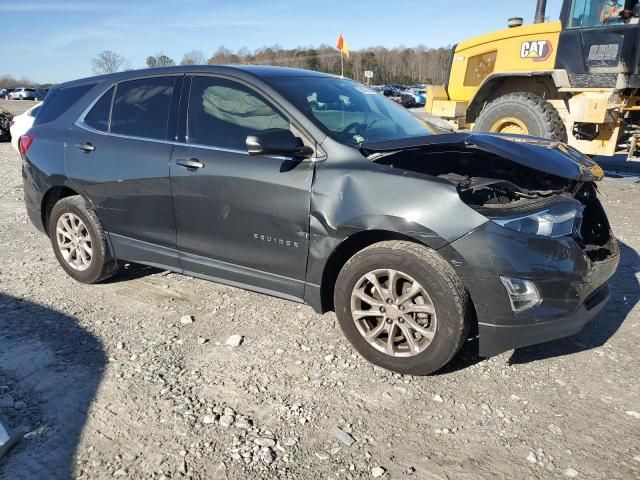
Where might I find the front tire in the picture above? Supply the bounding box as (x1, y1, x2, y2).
(475, 92, 566, 141)
(48, 196, 118, 284)
(334, 241, 471, 375)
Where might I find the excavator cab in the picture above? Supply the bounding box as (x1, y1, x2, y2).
(557, 0, 640, 88)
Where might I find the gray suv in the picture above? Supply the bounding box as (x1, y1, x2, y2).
(20, 66, 619, 374)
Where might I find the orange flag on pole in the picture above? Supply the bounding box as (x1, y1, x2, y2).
(336, 33, 350, 59)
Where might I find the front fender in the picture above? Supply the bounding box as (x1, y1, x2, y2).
(304, 160, 488, 300)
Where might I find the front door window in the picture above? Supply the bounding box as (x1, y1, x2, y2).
(187, 76, 289, 150)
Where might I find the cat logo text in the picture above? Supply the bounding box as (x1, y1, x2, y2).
(520, 40, 553, 62)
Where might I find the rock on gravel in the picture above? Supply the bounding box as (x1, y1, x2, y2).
(282, 437, 297, 447)
(565, 467, 580, 477)
(202, 414, 217, 425)
(219, 415, 235, 427)
(334, 426, 355, 446)
(260, 447, 275, 464)
(254, 437, 276, 448)
(225, 335, 244, 347)
(180, 315, 194, 325)
(548, 423, 563, 436)
(372, 466, 386, 477)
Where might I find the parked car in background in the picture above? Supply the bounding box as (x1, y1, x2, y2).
(21, 66, 619, 375)
(10, 102, 41, 152)
(382, 85, 402, 97)
(0, 89, 7, 99)
(34, 89, 49, 101)
(9, 88, 37, 100)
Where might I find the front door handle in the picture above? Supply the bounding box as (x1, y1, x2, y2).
(75, 142, 95, 153)
(176, 158, 204, 170)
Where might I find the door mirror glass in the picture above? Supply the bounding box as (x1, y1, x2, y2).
(246, 128, 313, 158)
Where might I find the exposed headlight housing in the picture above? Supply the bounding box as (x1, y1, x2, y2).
(491, 200, 584, 238)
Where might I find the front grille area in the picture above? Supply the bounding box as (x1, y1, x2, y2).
(575, 184, 615, 262)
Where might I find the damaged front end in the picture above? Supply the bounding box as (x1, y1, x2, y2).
(363, 132, 619, 356)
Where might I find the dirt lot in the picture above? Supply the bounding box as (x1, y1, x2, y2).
(0, 99, 639, 480)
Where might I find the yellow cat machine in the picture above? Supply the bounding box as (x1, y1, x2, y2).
(426, 0, 640, 159)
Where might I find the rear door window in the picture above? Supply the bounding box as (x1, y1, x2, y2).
(187, 76, 289, 150)
(34, 83, 96, 125)
(84, 86, 114, 132)
(110, 76, 176, 140)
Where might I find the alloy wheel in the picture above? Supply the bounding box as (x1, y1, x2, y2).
(350, 269, 437, 357)
(56, 212, 93, 271)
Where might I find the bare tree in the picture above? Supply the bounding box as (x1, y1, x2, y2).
(180, 50, 206, 65)
(91, 50, 129, 75)
(0, 74, 38, 89)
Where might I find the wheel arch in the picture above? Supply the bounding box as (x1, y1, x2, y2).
(467, 70, 568, 124)
(41, 185, 81, 235)
(318, 229, 440, 314)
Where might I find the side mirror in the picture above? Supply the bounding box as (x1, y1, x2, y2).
(246, 129, 314, 159)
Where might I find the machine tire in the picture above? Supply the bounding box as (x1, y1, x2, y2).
(475, 92, 566, 141)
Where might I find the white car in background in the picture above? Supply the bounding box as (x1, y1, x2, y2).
(10, 102, 42, 153)
(8, 88, 37, 100)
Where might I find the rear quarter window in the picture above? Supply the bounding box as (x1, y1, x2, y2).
(34, 83, 97, 126)
(84, 86, 115, 132)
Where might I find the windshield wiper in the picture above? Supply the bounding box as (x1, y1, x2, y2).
(364, 150, 401, 162)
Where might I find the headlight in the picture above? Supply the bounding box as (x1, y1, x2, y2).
(491, 200, 584, 238)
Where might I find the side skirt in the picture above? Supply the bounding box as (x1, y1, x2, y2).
(108, 232, 306, 304)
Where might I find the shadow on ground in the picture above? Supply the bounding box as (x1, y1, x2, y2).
(104, 262, 162, 283)
(0, 293, 105, 479)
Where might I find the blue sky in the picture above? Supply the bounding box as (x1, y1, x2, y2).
(2, 0, 563, 83)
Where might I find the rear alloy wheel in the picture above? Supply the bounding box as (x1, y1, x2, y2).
(48, 195, 118, 284)
(56, 212, 93, 271)
(475, 92, 566, 141)
(334, 241, 471, 375)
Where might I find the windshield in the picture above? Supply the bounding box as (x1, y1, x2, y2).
(268, 76, 439, 146)
(569, 0, 637, 27)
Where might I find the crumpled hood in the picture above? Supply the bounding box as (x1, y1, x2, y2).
(363, 132, 604, 181)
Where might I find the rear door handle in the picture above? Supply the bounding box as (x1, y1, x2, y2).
(175, 158, 204, 170)
(75, 142, 95, 153)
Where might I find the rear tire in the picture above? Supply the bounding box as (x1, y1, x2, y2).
(475, 92, 566, 141)
(334, 241, 471, 375)
(48, 196, 118, 284)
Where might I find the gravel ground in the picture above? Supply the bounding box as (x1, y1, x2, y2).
(0, 100, 639, 480)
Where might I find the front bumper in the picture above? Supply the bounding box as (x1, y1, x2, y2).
(440, 220, 620, 357)
(477, 282, 610, 356)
